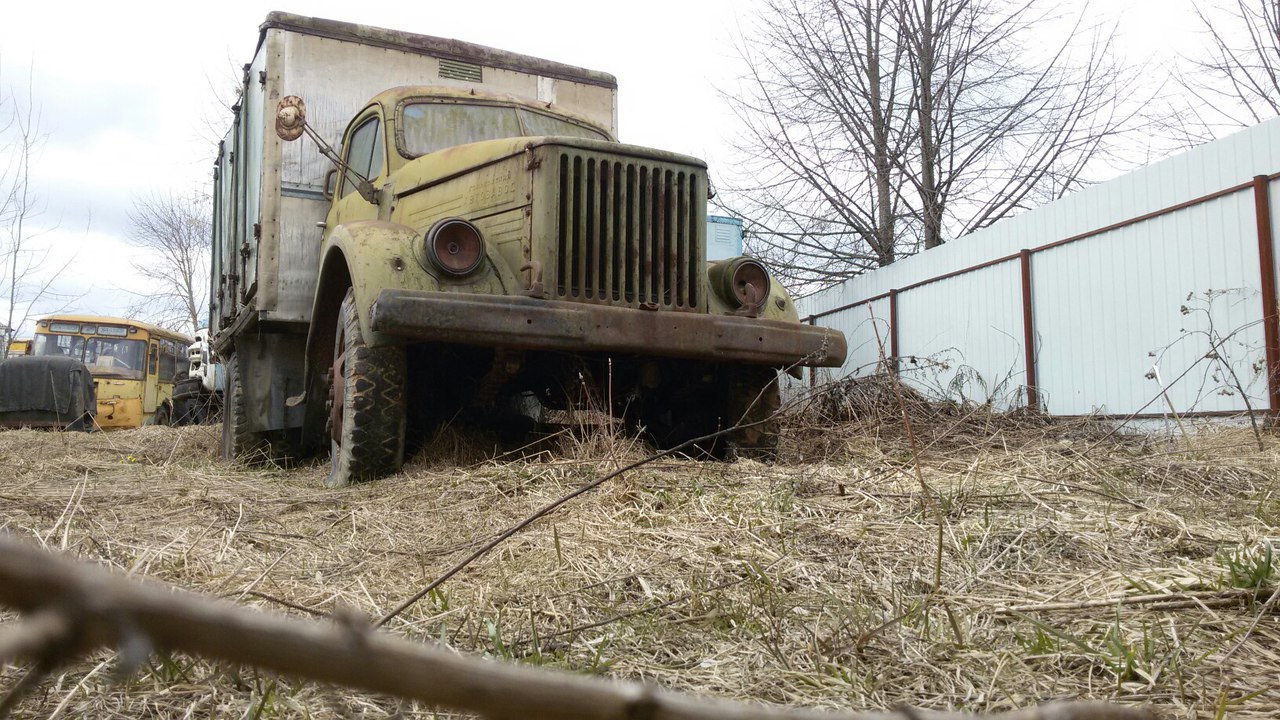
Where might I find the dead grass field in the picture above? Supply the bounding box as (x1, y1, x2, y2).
(1, 387, 1278, 719)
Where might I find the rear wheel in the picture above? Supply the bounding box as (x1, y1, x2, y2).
(172, 378, 203, 425)
(327, 288, 406, 487)
(152, 402, 171, 427)
(221, 353, 269, 462)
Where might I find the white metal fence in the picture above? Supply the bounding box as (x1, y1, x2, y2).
(796, 118, 1280, 418)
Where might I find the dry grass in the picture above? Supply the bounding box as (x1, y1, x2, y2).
(2, 383, 1279, 719)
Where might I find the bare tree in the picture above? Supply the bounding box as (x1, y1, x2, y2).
(1, 62, 75, 357)
(900, 0, 1139, 247)
(124, 192, 210, 335)
(1171, 0, 1280, 144)
(724, 0, 1144, 287)
(725, 0, 915, 286)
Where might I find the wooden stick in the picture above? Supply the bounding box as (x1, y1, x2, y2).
(997, 589, 1255, 614)
(0, 535, 1153, 720)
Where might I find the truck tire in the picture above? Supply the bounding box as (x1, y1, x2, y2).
(633, 365, 780, 461)
(152, 402, 171, 427)
(221, 354, 269, 462)
(327, 288, 406, 487)
(718, 366, 781, 461)
(172, 377, 201, 425)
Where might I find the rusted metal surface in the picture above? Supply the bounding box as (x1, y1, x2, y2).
(1253, 175, 1280, 415)
(260, 12, 618, 89)
(370, 290, 847, 368)
(330, 330, 346, 445)
(1019, 249, 1038, 412)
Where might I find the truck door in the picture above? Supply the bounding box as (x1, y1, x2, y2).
(329, 110, 385, 228)
(144, 341, 160, 412)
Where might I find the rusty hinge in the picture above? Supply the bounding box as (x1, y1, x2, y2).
(253, 222, 262, 240)
(259, 70, 267, 85)
(240, 242, 251, 259)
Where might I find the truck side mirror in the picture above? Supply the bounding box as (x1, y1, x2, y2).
(323, 169, 337, 201)
(275, 95, 379, 205)
(276, 96, 306, 141)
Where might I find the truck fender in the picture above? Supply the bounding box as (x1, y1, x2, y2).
(297, 219, 516, 450)
(296, 221, 429, 451)
(320, 221, 438, 344)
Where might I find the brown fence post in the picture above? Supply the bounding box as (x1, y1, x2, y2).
(1020, 249, 1038, 412)
(807, 315, 818, 389)
(1253, 176, 1280, 416)
(888, 289, 900, 374)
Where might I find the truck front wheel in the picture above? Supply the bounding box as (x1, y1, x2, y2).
(719, 366, 781, 461)
(327, 288, 406, 487)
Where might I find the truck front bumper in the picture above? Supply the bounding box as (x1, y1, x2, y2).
(370, 290, 847, 368)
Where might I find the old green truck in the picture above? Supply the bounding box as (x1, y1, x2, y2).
(210, 13, 846, 486)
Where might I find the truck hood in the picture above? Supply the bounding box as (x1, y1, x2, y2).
(391, 136, 707, 199)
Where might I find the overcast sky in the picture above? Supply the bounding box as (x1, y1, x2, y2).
(0, 0, 1205, 335)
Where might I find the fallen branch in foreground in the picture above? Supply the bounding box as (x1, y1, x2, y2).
(0, 536, 1153, 720)
(997, 589, 1259, 614)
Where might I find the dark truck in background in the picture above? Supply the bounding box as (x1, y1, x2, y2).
(210, 13, 846, 486)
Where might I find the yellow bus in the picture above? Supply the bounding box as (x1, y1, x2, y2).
(6, 339, 30, 356)
(32, 315, 193, 429)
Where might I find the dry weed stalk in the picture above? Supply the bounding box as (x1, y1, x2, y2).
(868, 305, 944, 593)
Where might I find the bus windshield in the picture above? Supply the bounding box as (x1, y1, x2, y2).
(33, 333, 85, 360)
(83, 337, 146, 379)
(33, 333, 146, 380)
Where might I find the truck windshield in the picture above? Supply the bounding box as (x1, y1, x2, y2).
(399, 102, 608, 158)
(83, 337, 147, 379)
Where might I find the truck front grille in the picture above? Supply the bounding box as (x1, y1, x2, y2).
(555, 153, 702, 310)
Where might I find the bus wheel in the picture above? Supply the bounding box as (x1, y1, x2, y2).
(222, 353, 268, 463)
(327, 288, 406, 488)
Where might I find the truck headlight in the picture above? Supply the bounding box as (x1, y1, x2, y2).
(425, 218, 485, 276)
(710, 257, 770, 313)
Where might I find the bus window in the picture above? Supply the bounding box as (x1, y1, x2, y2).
(159, 339, 177, 380)
(83, 337, 146, 380)
(33, 333, 84, 359)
